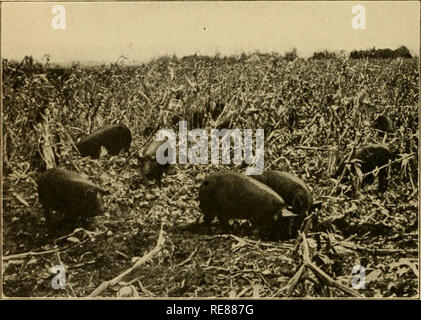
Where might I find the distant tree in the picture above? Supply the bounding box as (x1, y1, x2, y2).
(311, 50, 338, 60)
(373, 48, 394, 59)
(284, 47, 298, 61)
(239, 52, 247, 62)
(350, 45, 413, 59)
(394, 46, 412, 58)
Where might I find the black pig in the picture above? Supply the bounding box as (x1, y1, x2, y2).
(199, 171, 295, 239)
(76, 124, 131, 158)
(374, 115, 394, 133)
(37, 168, 107, 225)
(139, 140, 172, 186)
(332, 144, 395, 193)
(253, 171, 313, 237)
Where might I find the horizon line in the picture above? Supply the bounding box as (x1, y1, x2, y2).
(2, 45, 419, 66)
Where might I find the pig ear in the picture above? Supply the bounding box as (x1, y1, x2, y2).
(280, 208, 298, 218)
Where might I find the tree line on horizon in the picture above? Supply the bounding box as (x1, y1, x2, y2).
(2, 45, 415, 71)
(348, 45, 413, 60)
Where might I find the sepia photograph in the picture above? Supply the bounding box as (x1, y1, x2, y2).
(1, 1, 420, 299)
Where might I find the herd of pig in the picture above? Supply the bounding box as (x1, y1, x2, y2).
(36, 114, 397, 239)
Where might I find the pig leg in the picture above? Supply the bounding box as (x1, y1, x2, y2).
(378, 169, 388, 193)
(217, 215, 230, 230)
(203, 214, 214, 234)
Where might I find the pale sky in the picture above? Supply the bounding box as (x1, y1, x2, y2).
(2, 1, 420, 64)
